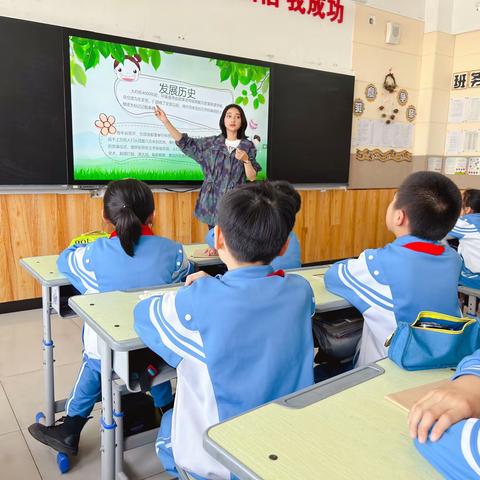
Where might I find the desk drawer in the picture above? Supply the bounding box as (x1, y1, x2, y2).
(114, 348, 176, 392)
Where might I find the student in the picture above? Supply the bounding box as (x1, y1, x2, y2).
(408, 349, 480, 479)
(28, 179, 193, 456)
(449, 189, 480, 289)
(324, 172, 463, 367)
(134, 181, 315, 479)
(204, 180, 302, 270)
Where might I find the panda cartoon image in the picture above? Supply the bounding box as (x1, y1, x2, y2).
(114, 54, 142, 82)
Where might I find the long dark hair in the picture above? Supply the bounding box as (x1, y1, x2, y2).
(219, 104, 248, 139)
(103, 179, 154, 257)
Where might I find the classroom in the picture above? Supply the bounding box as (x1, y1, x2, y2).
(1, 0, 480, 479)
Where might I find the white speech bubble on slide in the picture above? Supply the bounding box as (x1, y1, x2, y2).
(98, 122, 217, 164)
(114, 75, 233, 130)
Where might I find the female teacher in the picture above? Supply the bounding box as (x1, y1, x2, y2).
(154, 103, 262, 228)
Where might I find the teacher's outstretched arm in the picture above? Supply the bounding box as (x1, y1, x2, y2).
(154, 105, 182, 142)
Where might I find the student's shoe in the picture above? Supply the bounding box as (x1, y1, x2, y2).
(27, 415, 90, 455)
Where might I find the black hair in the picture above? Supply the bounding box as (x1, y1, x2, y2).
(394, 172, 461, 241)
(270, 180, 301, 214)
(103, 179, 154, 257)
(217, 181, 297, 264)
(463, 189, 480, 213)
(219, 104, 248, 139)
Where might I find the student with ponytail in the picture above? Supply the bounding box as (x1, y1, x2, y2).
(28, 179, 193, 457)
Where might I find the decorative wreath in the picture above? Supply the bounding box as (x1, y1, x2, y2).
(383, 72, 397, 93)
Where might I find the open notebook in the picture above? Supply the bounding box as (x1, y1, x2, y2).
(385, 379, 451, 412)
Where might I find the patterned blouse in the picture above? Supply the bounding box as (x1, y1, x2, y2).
(176, 133, 262, 225)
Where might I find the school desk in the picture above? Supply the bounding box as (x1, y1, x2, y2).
(287, 265, 350, 312)
(19, 247, 213, 414)
(204, 359, 452, 480)
(19, 246, 214, 474)
(67, 267, 353, 480)
(459, 285, 480, 316)
(68, 285, 181, 480)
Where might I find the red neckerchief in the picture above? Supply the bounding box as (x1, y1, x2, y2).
(267, 269, 285, 277)
(110, 225, 154, 238)
(403, 242, 445, 256)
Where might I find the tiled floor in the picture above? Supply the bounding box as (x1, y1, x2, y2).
(0, 308, 174, 480)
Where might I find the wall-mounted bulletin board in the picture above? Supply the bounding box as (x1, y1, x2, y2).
(437, 69, 480, 188)
(349, 72, 417, 188)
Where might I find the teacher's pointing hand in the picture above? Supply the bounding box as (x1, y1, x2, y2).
(154, 105, 168, 124)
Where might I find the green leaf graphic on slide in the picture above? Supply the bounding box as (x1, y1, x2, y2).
(122, 44, 137, 56)
(110, 44, 125, 63)
(213, 59, 269, 111)
(83, 45, 100, 70)
(96, 40, 111, 59)
(149, 49, 161, 70)
(72, 63, 87, 86)
(139, 47, 150, 63)
(70, 36, 172, 85)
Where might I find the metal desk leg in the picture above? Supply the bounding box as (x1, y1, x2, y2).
(100, 339, 116, 480)
(41, 285, 55, 426)
(113, 382, 126, 478)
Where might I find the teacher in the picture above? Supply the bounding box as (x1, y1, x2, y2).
(154, 103, 262, 228)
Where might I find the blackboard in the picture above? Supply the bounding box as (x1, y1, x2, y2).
(0, 16, 67, 184)
(268, 63, 354, 184)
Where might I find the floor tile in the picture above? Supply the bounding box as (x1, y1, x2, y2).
(0, 430, 41, 480)
(0, 382, 19, 436)
(0, 309, 83, 379)
(2, 361, 86, 429)
(25, 409, 166, 479)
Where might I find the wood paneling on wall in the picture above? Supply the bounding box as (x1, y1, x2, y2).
(0, 189, 396, 303)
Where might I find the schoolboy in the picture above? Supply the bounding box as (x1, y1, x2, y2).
(134, 181, 315, 479)
(449, 189, 480, 289)
(204, 180, 302, 270)
(409, 348, 480, 479)
(325, 172, 463, 366)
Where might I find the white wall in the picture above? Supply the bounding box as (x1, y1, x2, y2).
(424, 0, 480, 34)
(452, 0, 480, 34)
(358, 0, 425, 20)
(0, 0, 355, 74)
(424, 0, 454, 33)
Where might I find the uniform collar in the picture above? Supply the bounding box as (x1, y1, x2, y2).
(110, 225, 154, 238)
(393, 234, 445, 256)
(222, 264, 274, 280)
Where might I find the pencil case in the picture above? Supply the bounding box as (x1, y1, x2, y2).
(69, 230, 109, 247)
(387, 311, 480, 371)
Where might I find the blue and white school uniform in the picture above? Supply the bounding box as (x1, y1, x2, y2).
(415, 349, 480, 479)
(134, 265, 315, 479)
(449, 214, 480, 289)
(205, 228, 302, 270)
(57, 226, 193, 417)
(324, 235, 462, 367)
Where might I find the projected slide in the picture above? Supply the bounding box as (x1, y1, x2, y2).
(68, 35, 270, 182)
